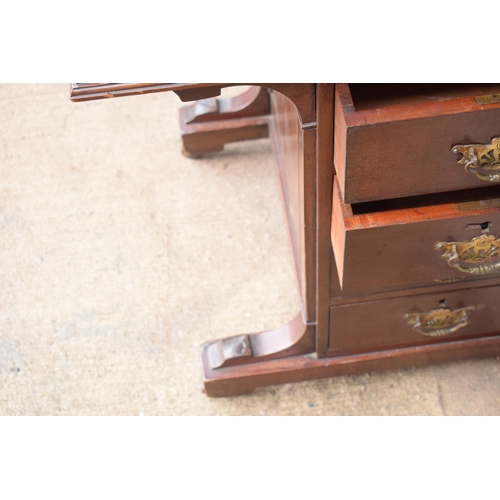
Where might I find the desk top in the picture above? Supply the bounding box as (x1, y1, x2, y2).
(70, 83, 226, 102)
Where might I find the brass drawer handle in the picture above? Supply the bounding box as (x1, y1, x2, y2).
(452, 137, 500, 182)
(435, 233, 500, 274)
(405, 305, 475, 337)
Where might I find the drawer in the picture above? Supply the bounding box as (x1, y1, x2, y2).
(334, 83, 500, 204)
(329, 285, 500, 354)
(331, 176, 500, 296)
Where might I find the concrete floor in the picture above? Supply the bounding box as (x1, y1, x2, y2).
(0, 83, 499, 415)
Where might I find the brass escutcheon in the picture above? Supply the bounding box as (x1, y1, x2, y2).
(405, 304, 475, 337)
(452, 137, 500, 182)
(435, 233, 500, 274)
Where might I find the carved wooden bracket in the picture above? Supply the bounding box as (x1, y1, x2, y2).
(205, 313, 310, 369)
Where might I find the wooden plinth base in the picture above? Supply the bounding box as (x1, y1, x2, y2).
(201, 334, 500, 397)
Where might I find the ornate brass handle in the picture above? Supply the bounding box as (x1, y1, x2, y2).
(452, 137, 500, 182)
(435, 233, 500, 274)
(405, 305, 475, 337)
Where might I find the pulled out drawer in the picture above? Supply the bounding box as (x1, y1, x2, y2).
(331, 176, 500, 295)
(329, 285, 500, 354)
(334, 83, 500, 204)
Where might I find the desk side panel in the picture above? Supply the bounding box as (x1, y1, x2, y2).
(269, 90, 306, 316)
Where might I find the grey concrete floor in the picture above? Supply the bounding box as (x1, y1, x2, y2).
(0, 84, 499, 415)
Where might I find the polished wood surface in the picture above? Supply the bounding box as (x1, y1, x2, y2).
(315, 84, 336, 357)
(70, 83, 227, 102)
(329, 285, 500, 354)
(202, 335, 500, 397)
(269, 90, 305, 311)
(335, 83, 500, 204)
(331, 176, 500, 295)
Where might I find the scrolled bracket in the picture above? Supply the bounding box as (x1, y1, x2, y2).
(204, 313, 312, 370)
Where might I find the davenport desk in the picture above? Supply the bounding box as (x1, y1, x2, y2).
(71, 83, 500, 397)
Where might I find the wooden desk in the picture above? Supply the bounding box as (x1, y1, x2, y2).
(71, 83, 500, 397)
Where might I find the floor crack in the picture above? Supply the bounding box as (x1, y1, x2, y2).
(437, 378, 446, 416)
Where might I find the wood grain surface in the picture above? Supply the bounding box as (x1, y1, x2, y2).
(335, 83, 500, 203)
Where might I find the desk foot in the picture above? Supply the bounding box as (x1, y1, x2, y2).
(202, 335, 500, 397)
(179, 87, 271, 157)
(204, 313, 313, 369)
(201, 313, 313, 396)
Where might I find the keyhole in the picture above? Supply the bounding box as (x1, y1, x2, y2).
(466, 221, 490, 232)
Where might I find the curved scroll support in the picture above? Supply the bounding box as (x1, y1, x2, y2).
(176, 84, 316, 158)
(181, 87, 270, 124)
(173, 83, 316, 126)
(203, 313, 313, 370)
(179, 87, 271, 157)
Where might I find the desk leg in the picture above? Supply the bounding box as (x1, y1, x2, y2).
(178, 85, 318, 396)
(201, 322, 316, 397)
(179, 87, 271, 157)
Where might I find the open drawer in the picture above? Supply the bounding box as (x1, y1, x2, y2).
(331, 176, 500, 296)
(334, 83, 500, 204)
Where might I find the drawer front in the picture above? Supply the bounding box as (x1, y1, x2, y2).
(331, 178, 500, 296)
(329, 286, 500, 354)
(334, 84, 500, 204)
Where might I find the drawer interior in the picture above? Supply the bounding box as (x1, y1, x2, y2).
(351, 184, 500, 215)
(345, 83, 500, 111)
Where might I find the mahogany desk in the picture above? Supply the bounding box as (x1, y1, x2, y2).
(71, 83, 500, 397)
